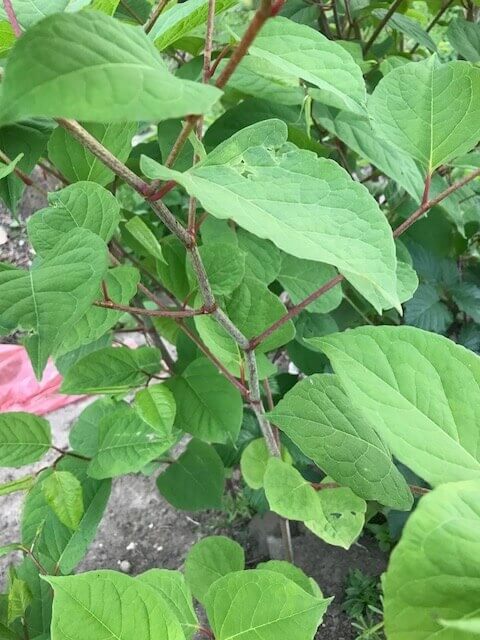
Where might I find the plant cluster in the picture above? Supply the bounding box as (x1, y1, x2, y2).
(1, 0, 480, 638)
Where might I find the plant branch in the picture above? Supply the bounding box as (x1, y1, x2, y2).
(249, 166, 480, 349)
(410, 0, 455, 53)
(94, 299, 211, 318)
(312, 481, 430, 497)
(0, 149, 48, 195)
(144, 0, 168, 33)
(2, 0, 21, 36)
(363, 0, 405, 54)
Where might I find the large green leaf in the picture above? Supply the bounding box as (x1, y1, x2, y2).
(156, 439, 225, 511)
(184, 536, 245, 604)
(264, 457, 319, 521)
(373, 9, 437, 52)
(48, 122, 136, 186)
(447, 17, 480, 63)
(44, 570, 185, 640)
(185, 242, 246, 296)
(69, 397, 119, 457)
(149, 0, 237, 50)
(88, 405, 174, 479)
(22, 458, 111, 574)
(204, 570, 330, 640)
(0, 228, 108, 377)
(320, 326, 480, 487)
(27, 182, 120, 256)
(0, 12, 221, 124)
(167, 358, 242, 445)
(369, 57, 480, 172)
(240, 438, 270, 490)
(383, 480, 480, 640)
(55, 266, 140, 355)
(244, 17, 366, 115)
(141, 120, 399, 312)
(0, 0, 89, 28)
(269, 374, 412, 510)
(313, 105, 423, 201)
(0, 412, 51, 467)
(138, 570, 198, 639)
(41, 470, 84, 530)
(61, 346, 161, 394)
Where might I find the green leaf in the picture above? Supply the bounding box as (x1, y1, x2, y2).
(0, 120, 52, 214)
(149, 0, 237, 50)
(167, 358, 243, 444)
(184, 535, 245, 605)
(240, 438, 270, 490)
(156, 438, 225, 511)
(0, 0, 89, 28)
(269, 374, 413, 510)
(56, 266, 140, 355)
(369, 57, 480, 172)
(319, 326, 480, 487)
(69, 398, 118, 457)
(7, 576, 32, 626)
(304, 482, 366, 550)
(88, 405, 174, 479)
(451, 282, 480, 323)
(0, 475, 34, 496)
(125, 216, 166, 262)
(27, 182, 121, 257)
(0, 12, 221, 124)
(447, 17, 480, 63)
(373, 9, 437, 52)
(186, 243, 246, 296)
(44, 570, 185, 640)
(0, 153, 22, 180)
(204, 570, 330, 640)
(0, 543, 23, 559)
(404, 283, 453, 333)
(141, 120, 399, 313)
(0, 412, 51, 467)
(383, 480, 480, 640)
(264, 458, 320, 521)
(278, 255, 342, 314)
(22, 458, 111, 574)
(134, 384, 176, 437)
(0, 228, 108, 377)
(236, 229, 282, 285)
(244, 17, 366, 115)
(156, 235, 189, 300)
(0, 20, 15, 56)
(61, 346, 161, 394)
(48, 122, 136, 186)
(137, 570, 198, 639)
(313, 105, 423, 201)
(41, 471, 84, 530)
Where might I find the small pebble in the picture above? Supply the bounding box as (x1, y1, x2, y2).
(118, 560, 131, 573)
(126, 542, 137, 551)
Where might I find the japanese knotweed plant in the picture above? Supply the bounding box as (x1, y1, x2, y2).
(1, 0, 480, 638)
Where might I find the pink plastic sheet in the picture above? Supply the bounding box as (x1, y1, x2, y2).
(0, 344, 84, 415)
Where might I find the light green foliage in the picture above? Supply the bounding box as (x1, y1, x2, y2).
(447, 17, 480, 62)
(0, 228, 108, 377)
(0, 20, 15, 55)
(61, 346, 161, 394)
(0, 475, 34, 496)
(240, 438, 270, 490)
(42, 471, 84, 530)
(320, 326, 480, 487)
(0, 12, 221, 124)
(138, 569, 198, 639)
(383, 480, 480, 639)
(48, 122, 136, 186)
(27, 181, 120, 256)
(245, 17, 367, 115)
(373, 9, 437, 51)
(88, 405, 175, 478)
(167, 358, 243, 444)
(141, 119, 400, 312)
(0, 413, 51, 467)
(156, 439, 225, 510)
(0, 153, 22, 179)
(45, 570, 185, 640)
(269, 374, 412, 510)
(125, 216, 166, 262)
(149, 0, 237, 50)
(7, 576, 32, 625)
(134, 384, 176, 436)
(370, 57, 480, 172)
(184, 536, 245, 604)
(263, 457, 320, 520)
(204, 570, 331, 640)
(69, 398, 118, 457)
(186, 242, 246, 296)
(256, 560, 320, 596)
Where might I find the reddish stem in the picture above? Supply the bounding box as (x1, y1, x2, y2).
(3, 0, 22, 36)
(93, 300, 213, 318)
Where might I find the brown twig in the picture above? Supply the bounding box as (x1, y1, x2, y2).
(0, 149, 48, 195)
(93, 299, 212, 318)
(363, 0, 405, 54)
(144, 0, 168, 33)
